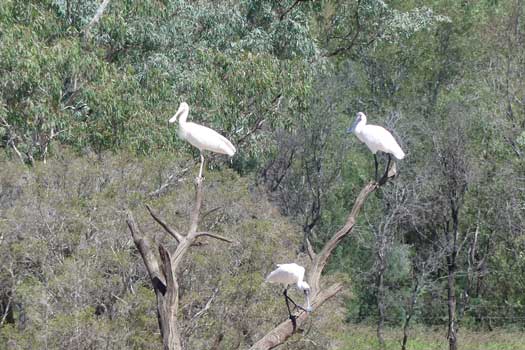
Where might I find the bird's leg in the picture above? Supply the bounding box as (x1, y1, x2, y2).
(379, 154, 392, 186)
(283, 288, 297, 330)
(289, 298, 309, 312)
(284, 291, 309, 312)
(283, 289, 293, 319)
(198, 153, 205, 180)
(385, 154, 391, 176)
(374, 154, 379, 182)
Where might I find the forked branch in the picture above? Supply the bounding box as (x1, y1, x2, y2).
(128, 177, 232, 350)
(146, 204, 184, 243)
(250, 173, 393, 350)
(126, 212, 167, 293)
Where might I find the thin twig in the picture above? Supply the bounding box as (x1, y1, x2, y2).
(325, 0, 362, 57)
(196, 231, 233, 243)
(192, 288, 219, 320)
(146, 204, 184, 243)
(280, 0, 308, 21)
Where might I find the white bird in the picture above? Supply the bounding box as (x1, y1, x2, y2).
(169, 102, 236, 179)
(266, 263, 312, 317)
(347, 112, 405, 180)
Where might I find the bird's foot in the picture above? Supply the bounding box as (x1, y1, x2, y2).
(295, 305, 313, 313)
(378, 162, 397, 186)
(294, 304, 313, 313)
(194, 176, 204, 185)
(289, 314, 297, 331)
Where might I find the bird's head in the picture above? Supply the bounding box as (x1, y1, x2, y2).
(347, 112, 367, 133)
(298, 281, 313, 312)
(169, 102, 189, 124)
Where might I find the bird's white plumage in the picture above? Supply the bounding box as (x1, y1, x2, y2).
(266, 263, 312, 312)
(170, 102, 236, 156)
(169, 102, 236, 178)
(350, 112, 405, 160)
(265, 263, 306, 286)
(179, 123, 236, 156)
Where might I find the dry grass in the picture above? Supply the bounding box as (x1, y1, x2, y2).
(336, 325, 525, 350)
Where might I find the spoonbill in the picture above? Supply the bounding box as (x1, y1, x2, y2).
(347, 112, 405, 180)
(265, 263, 312, 320)
(169, 102, 236, 179)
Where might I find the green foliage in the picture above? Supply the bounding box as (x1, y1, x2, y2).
(2, 0, 525, 347)
(0, 152, 342, 348)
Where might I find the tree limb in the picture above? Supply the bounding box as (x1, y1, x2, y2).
(325, 0, 362, 57)
(188, 178, 205, 235)
(126, 212, 167, 293)
(146, 204, 184, 243)
(148, 167, 191, 198)
(196, 231, 233, 243)
(309, 181, 378, 292)
(0, 116, 25, 164)
(159, 245, 182, 349)
(191, 287, 219, 321)
(305, 237, 316, 261)
(279, 0, 308, 21)
(249, 283, 343, 350)
(83, 0, 111, 39)
(250, 180, 381, 350)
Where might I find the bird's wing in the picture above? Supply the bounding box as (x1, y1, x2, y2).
(185, 123, 236, 156)
(363, 125, 405, 159)
(265, 263, 305, 284)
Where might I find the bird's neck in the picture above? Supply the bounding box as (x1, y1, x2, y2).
(354, 120, 366, 134)
(178, 106, 189, 125)
(178, 115, 187, 125)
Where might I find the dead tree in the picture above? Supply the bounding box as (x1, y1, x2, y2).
(250, 168, 396, 350)
(126, 178, 232, 350)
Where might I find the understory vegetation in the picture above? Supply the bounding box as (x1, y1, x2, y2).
(1, 0, 524, 349)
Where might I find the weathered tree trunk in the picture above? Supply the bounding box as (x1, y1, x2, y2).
(251, 177, 396, 350)
(158, 246, 182, 350)
(127, 178, 232, 350)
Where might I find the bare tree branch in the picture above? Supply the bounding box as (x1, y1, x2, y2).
(148, 167, 191, 198)
(146, 204, 184, 243)
(305, 237, 316, 261)
(250, 178, 386, 350)
(188, 178, 204, 235)
(126, 212, 167, 293)
(309, 181, 378, 292)
(191, 287, 219, 321)
(83, 0, 111, 39)
(0, 116, 25, 164)
(195, 231, 233, 243)
(249, 283, 343, 350)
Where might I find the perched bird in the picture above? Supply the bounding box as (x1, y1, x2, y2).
(169, 102, 236, 179)
(266, 263, 312, 319)
(347, 112, 405, 180)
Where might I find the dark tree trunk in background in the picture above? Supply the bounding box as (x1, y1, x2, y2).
(447, 255, 458, 350)
(376, 238, 387, 350)
(401, 279, 419, 350)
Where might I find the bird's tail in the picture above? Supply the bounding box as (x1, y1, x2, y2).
(393, 148, 405, 160)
